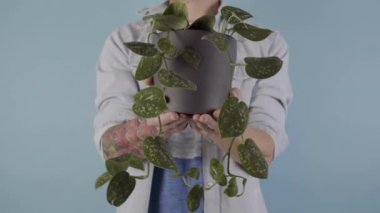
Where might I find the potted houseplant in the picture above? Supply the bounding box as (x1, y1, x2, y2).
(95, 2, 283, 212)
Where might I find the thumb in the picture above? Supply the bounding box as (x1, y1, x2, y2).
(230, 87, 241, 98)
(144, 77, 154, 86)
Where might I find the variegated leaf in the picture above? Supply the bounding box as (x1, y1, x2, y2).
(107, 172, 136, 207)
(163, 2, 188, 18)
(124, 42, 158, 56)
(95, 172, 112, 189)
(157, 69, 197, 90)
(238, 138, 268, 179)
(153, 15, 188, 31)
(133, 87, 167, 118)
(234, 23, 272, 42)
(143, 136, 177, 171)
(224, 177, 238, 197)
(221, 6, 253, 24)
(202, 32, 229, 52)
(187, 185, 204, 212)
(187, 167, 200, 180)
(218, 97, 249, 138)
(135, 54, 162, 81)
(158, 37, 176, 57)
(245, 56, 282, 79)
(181, 47, 201, 70)
(210, 158, 227, 186)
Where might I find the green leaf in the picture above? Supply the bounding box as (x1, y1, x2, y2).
(158, 37, 176, 57)
(106, 158, 129, 176)
(187, 184, 204, 212)
(180, 47, 201, 70)
(124, 42, 158, 56)
(95, 172, 112, 189)
(244, 56, 283, 79)
(125, 154, 145, 171)
(143, 136, 177, 171)
(107, 172, 136, 207)
(210, 158, 227, 186)
(189, 15, 216, 31)
(202, 32, 229, 52)
(132, 87, 168, 118)
(221, 6, 253, 24)
(153, 15, 188, 31)
(157, 69, 197, 90)
(187, 167, 200, 180)
(233, 23, 272, 42)
(224, 177, 238, 197)
(238, 138, 268, 179)
(163, 2, 188, 18)
(218, 97, 249, 138)
(135, 54, 162, 81)
(108, 154, 145, 171)
(143, 14, 161, 21)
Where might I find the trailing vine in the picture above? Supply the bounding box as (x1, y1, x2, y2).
(95, 3, 282, 212)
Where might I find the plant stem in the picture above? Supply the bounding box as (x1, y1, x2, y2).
(163, 56, 169, 70)
(230, 63, 246, 67)
(132, 161, 151, 180)
(221, 19, 228, 34)
(226, 137, 236, 176)
(181, 176, 192, 188)
(204, 182, 217, 190)
(158, 115, 163, 135)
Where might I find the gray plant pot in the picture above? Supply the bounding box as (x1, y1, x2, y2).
(154, 30, 237, 114)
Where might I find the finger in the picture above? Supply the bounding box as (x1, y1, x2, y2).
(192, 114, 201, 121)
(144, 77, 154, 86)
(136, 124, 158, 140)
(199, 114, 218, 131)
(161, 118, 188, 132)
(213, 109, 221, 120)
(194, 120, 214, 138)
(230, 87, 241, 98)
(146, 112, 179, 126)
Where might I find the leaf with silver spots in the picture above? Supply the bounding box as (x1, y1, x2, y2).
(180, 47, 201, 70)
(124, 42, 158, 56)
(133, 87, 167, 118)
(95, 172, 112, 189)
(135, 54, 162, 81)
(202, 32, 229, 52)
(244, 56, 282, 79)
(210, 158, 227, 186)
(143, 136, 177, 171)
(238, 138, 268, 179)
(218, 97, 249, 138)
(221, 6, 253, 24)
(187, 184, 204, 212)
(157, 69, 197, 90)
(234, 23, 272, 42)
(107, 172, 136, 207)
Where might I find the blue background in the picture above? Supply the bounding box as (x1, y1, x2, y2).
(1, 0, 379, 212)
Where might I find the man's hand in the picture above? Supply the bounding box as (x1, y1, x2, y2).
(101, 77, 190, 160)
(190, 88, 275, 164)
(190, 88, 241, 144)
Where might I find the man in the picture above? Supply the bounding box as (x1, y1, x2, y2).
(94, 0, 293, 212)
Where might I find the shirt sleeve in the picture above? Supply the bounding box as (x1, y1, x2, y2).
(247, 31, 293, 159)
(93, 29, 139, 159)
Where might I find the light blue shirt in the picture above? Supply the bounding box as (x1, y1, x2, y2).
(94, 1, 293, 212)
